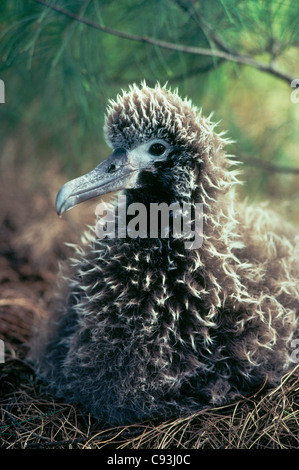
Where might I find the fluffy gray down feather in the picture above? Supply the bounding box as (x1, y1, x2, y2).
(30, 83, 299, 426)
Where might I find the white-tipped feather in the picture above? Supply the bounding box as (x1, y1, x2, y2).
(31, 82, 299, 427)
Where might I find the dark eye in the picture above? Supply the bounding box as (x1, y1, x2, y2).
(107, 163, 116, 173)
(149, 143, 166, 156)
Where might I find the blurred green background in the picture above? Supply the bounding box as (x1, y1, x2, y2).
(0, 0, 298, 219)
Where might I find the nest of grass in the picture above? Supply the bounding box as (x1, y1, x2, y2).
(1, 337, 298, 449)
(0, 166, 298, 449)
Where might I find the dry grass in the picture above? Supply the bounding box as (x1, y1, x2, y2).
(1, 335, 298, 449)
(0, 167, 298, 450)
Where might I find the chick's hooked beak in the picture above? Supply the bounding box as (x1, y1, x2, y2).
(56, 148, 139, 216)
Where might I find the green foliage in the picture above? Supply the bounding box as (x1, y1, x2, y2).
(0, 0, 298, 203)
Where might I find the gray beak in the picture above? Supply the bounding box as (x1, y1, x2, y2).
(56, 148, 138, 215)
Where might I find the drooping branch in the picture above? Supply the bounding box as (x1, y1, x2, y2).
(32, 0, 294, 85)
(172, 0, 239, 55)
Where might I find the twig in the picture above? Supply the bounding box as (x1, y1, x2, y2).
(32, 0, 294, 85)
(173, 0, 239, 55)
(25, 436, 89, 448)
(4, 406, 53, 442)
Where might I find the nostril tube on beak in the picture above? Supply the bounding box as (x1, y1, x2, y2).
(112, 147, 127, 157)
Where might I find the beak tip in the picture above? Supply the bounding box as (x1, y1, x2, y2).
(55, 184, 69, 216)
(55, 148, 134, 216)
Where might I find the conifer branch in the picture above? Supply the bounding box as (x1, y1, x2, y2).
(33, 0, 294, 85)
